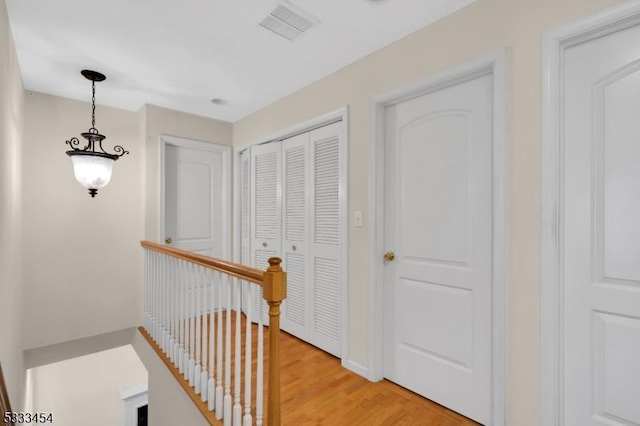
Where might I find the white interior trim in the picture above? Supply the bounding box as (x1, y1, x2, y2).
(232, 108, 352, 367)
(234, 108, 348, 152)
(158, 134, 232, 259)
(368, 50, 507, 425)
(540, 2, 640, 425)
(120, 383, 148, 426)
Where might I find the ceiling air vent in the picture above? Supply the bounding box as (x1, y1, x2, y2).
(259, 2, 317, 42)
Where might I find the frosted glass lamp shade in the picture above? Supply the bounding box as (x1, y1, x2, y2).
(69, 154, 115, 197)
(64, 71, 129, 197)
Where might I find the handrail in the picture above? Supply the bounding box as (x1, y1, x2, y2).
(141, 241, 264, 285)
(140, 240, 287, 425)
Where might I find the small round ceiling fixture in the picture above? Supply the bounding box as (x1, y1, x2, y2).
(211, 98, 228, 105)
(364, 0, 390, 4)
(80, 69, 106, 82)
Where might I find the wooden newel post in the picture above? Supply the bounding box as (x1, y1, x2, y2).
(263, 257, 286, 426)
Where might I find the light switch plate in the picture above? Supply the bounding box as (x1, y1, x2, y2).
(354, 210, 363, 227)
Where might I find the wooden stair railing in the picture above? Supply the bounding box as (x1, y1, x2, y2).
(140, 241, 287, 426)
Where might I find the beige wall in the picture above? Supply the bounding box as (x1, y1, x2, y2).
(21, 95, 232, 352)
(232, 0, 623, 424)
(22, 92, 144, 350)
(30, 345, 147, 426)
(142, 104, 233, 242)
(18, 92, 232, 421)
(131, 331, 208, 426)
(0, 0, 24, 410)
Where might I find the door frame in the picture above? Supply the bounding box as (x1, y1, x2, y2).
(540, 2, 640, 425)
(232, 108, 350, 365)
(158, 134, 232, 258)
(120, 383, 148, 426)
(368, 51, 507, 425)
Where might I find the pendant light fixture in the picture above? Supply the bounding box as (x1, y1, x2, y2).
(65, 70, 128, 197)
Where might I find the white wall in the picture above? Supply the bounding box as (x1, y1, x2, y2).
(22, 92, 144, 350)
(0, 0, 24, 410)
(232, 0, 624, 424)
(30, 345, 147, 426)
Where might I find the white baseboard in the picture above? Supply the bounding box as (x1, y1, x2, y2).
(342, 358, 370, 380)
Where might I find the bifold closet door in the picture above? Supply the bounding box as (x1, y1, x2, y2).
(281, 133, 311, 339)
(250, 142, 281, 323)
(309, 122, 342, 357)
(241, 121, 343, 357)
(240, 149, 251, 266)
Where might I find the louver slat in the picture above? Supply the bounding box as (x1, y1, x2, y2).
(285, 146, 307, 242)
(285, 252, 306, 327)
(255, 152, 279, 240)
(242, 154, 250, 240)
(314, 137, 340, 246)
(314, 258, 340, 340)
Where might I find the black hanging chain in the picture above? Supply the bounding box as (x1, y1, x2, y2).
(91, 80, 96, 129)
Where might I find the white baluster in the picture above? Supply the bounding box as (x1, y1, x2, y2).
(171, 257, 178, 365)
(233, 277, 242, 426)
(150, 252, 155, 341)
(174, 258, 181, 368)
(224, 274, 232, 426)
(157, 253, 164, 350)
(160, 255, 169, 354)
(216, 272, 224, 420)
(144, 250, 149, 332)
(168, 256, 174, 363)
(159, 254, 164, 352)
(153, 252, 158, 342)
(243, 281, 253, 426)
(184, 261, 190, 379)
(167, 256, 172, 355)
(155, 252, 160, 344)
(195, 265, 202, 395)
(208, 269, 217, 411)
(201, 266, 209, 402)
(256, 284, 264, 426)
(188, 263, 196, 386)
(179, 259, 186, 375)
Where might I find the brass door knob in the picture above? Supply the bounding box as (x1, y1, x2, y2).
(384, 251, 395, 262)
(165, 237, 172, 244)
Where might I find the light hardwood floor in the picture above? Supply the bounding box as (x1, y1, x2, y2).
(278, 331, 478, 426)
(141, 319, 479, 426)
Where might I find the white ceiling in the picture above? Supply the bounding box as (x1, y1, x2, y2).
(6, 0, 473, 122)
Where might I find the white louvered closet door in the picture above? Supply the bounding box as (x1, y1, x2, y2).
(309, 122, 342, 357)
(242, 121, 344, 356)
(240, 149, 254, 318)
(240, 149, 251, 266)
(281, 133, 311, 340)
(250, 142, 282, 323)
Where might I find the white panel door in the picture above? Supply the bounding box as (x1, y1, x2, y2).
(309, 122, 343, 357)
(281, 132, 311, 339)
(383, 73, 493, 424)
(250, 142, 282, 322)
(562, 24, 640, 426)
(165, 144, 225, 257)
